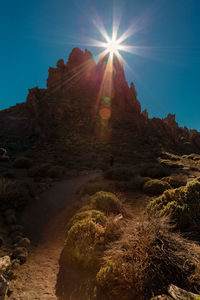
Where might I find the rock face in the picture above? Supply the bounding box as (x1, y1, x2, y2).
(168, 284, 200, 300)
(0, 47, 200, 157)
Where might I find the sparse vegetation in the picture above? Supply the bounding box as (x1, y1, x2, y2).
(96, 217, 200, 300)
(140, 163, 169, 178)
(147, 177, 200, 229)
(143, 179, 171, 195)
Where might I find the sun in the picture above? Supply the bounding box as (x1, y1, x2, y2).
(106, 38, 120, 54)
(89, 18, 139, 65)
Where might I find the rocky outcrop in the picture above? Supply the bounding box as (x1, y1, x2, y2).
(1, 47, 200, 157)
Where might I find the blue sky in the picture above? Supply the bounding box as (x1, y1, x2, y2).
(0, 0, 200, 130)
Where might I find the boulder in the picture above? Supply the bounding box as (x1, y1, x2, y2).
(0, 256, 10, 275)
(168, 284, 200, 300)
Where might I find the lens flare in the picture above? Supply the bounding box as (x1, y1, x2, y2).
(99, 107, 111, 120)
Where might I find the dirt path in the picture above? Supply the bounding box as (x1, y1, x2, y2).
(9, 173, 98, 300)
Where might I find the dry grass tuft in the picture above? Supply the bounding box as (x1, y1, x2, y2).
(96, 217, 200, 300)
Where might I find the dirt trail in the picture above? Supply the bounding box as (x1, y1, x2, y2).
(9, 173, 98, 300)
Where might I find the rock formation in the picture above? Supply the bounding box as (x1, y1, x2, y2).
(0, 47, 200, 158)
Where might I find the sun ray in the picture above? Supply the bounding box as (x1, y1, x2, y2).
(92, 17, 110, 43)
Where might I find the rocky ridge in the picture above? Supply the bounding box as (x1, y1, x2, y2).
(0, 48, 200, 161)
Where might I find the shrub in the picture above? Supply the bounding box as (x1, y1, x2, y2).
(0, 178, 31, 210)
(143, 179, 171, 195)
(66, 210, 107, 231)
(79, 182, 111, 196)
(12, 157, 32, 169)
(160, 160, 183, 169)
(147, 178, 200, 229)
(161, 174, 187, 188)
(89, 192, 123, 214)
(103, 167, 135, 181)
(140, 163, 169, 178)
(127, 175, 150, 191)
(96, 218, 200, 300)
(160, 152, 179, 161)
(47, 165, 66, 178)
(65, 218, 106, 269)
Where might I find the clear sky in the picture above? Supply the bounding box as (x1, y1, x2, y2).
(1, 0, 200, 130)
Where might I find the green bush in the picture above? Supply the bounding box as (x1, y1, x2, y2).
(143, 179, 171, 195)
(0, 178, 31, 209)
(147, 178, 200, 228)
(66, 210, 107, 231)
(65, 218, 106, 268)
(103, 167, 135, 181)
(12, 157, 32, 169)
(140, 163, 169, 178)
(96, 218, 200, 300)
(89, 192, 122, 214)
